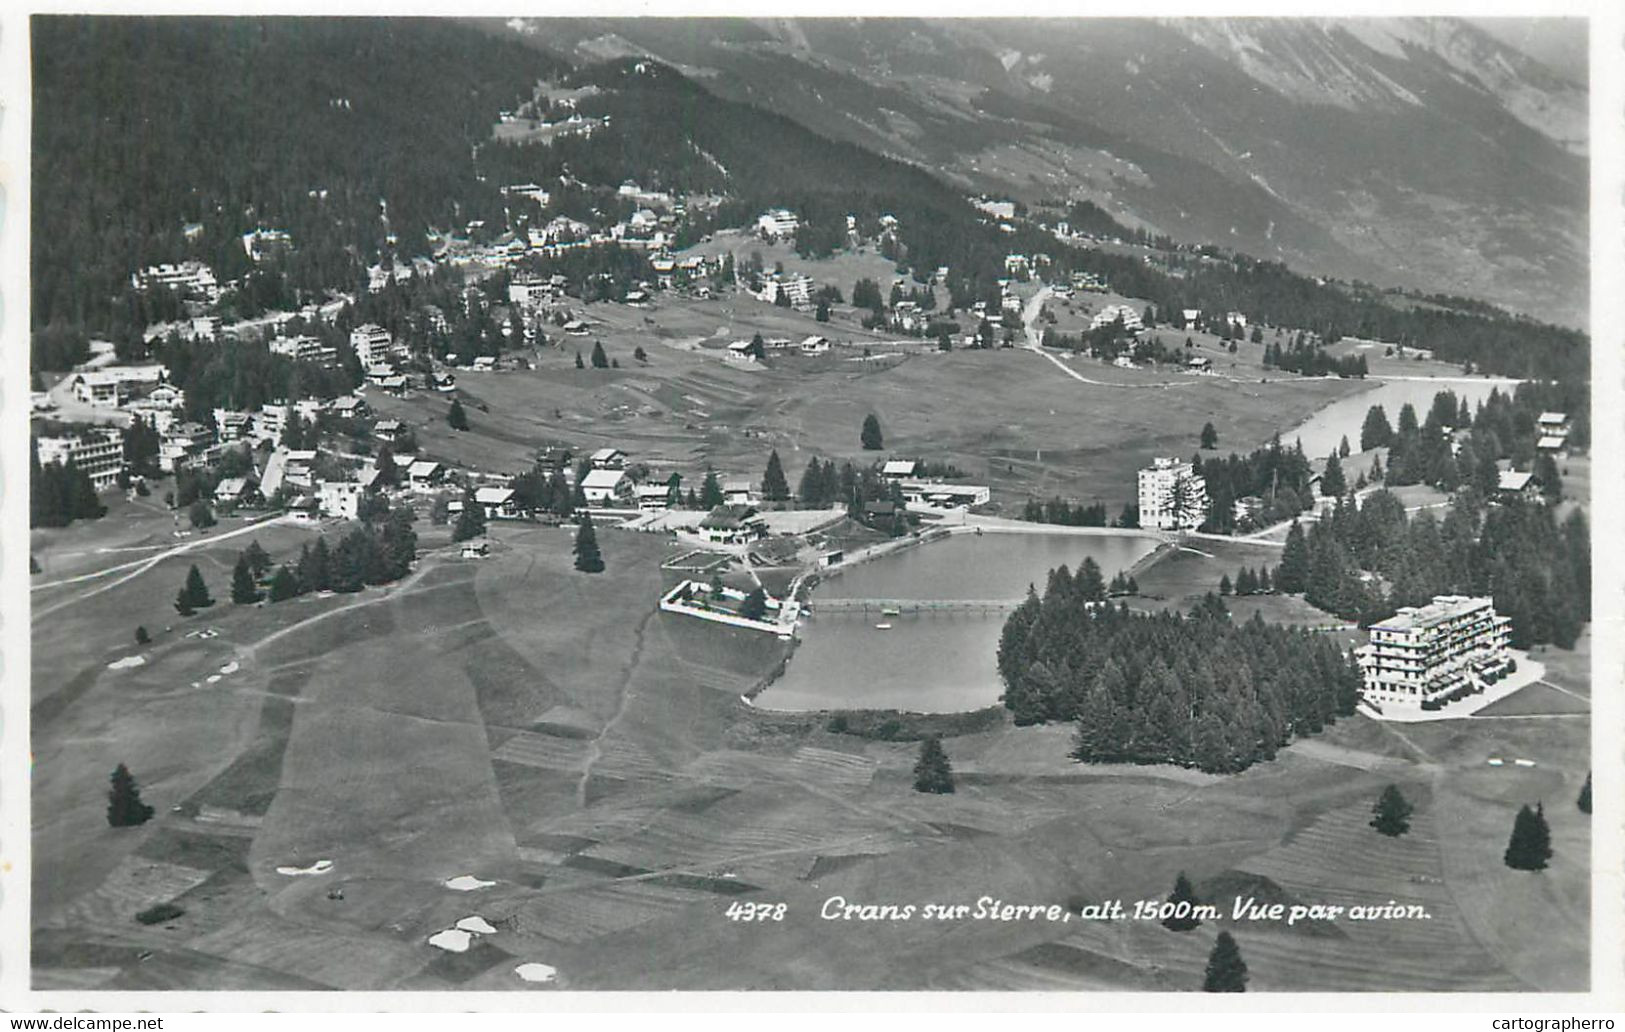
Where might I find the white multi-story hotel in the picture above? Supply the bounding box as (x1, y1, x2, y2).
(755, 209, 799, 239)
(1356, 595, 1513, 707)
(36, 428, 125, 489)
(269, 334, 339, 366)
(1137, 457, 1208, 531)
(349, 324, 401, 370)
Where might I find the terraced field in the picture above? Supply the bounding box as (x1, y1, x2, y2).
(31, 494, 1590, 993)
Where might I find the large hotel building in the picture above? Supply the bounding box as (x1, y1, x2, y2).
(1356, 594, 1513, 707)
(1137, 457, 1209, 531)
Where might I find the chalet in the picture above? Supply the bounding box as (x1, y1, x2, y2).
(474, 486, 519, 519)
(213, 408, 254, 440)
(698, 504, 767, 545)
(68, 371, 124, 408)
(725, 340, 760, 364)
(1537, 435, 1568, 456)
(1496, 470, 1540, 503)
(328, 396, 369, 419)
(881, 460, 918, 480)
(408, 461, 443, 489)
(213, 477, 257, 509)
(863, 500, 898, 522)
(800, 336, 831, 356)
(373, 419, 404, 443)
(590, 447, 627, 470)
(635, 484, 673, 511)
(580, 467, 632, 505)
(1091, 304, 1143, 332)
(1181, 309, 1202, 326)
(563, 320, 590, 336)
(722, 478, 753, 506)
(1186, 355, 1212, 373)
(1537, 412, 1570, 440)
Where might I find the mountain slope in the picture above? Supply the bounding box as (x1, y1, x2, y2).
(499, 17, 1587, 327)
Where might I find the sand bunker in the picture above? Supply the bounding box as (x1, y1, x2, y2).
(107, 655, 147, 670)
(443, 875, 496, 891)
(206, 675, 222, 684)
(428, 929, 472, 953)
(456, 916, 497, 934)
(514, 963, 557, 983)
(220, 660, 240, 674)
(275, 859, 333, 876)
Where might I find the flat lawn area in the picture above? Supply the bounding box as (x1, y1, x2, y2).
(1472, 682, 1591, 717)
(380, 331, 1365, 515)
(32, 504, 1590, 991)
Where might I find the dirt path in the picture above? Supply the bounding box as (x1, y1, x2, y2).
(576, 606, 659, 807)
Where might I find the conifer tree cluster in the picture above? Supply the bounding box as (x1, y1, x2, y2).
(1021, 497, 1109, 527)
(1275, 480, 1587, 645)
(280, 506, 417, 597)
(792, 456, 901, 512)
(1190, 436, 1316, 534)
(998, 559, 1360, 773)
(1106, 571, 1139, 596)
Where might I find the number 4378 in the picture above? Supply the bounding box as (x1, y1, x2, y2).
(725, 901, 787, 921)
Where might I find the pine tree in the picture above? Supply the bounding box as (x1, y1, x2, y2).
(1578, 773, 1591, 815)
(1321, 453, 1346, 497)
(634, 345, 648, 362)
(268, 565, 298, 602)
(1200, 422, 1218, 449)
(761, 450, 790, 502)
(574, 351, 584, 369)
(912, 736, 955, 794)
(590, 341, 609, 368)
(699, 470, 724, 509)
(106, 763, 155, 827)
(135, 625, 150, 645)
(448, 397, 470, 431)
(739, 586, 768, 622)
(573, 513, 604, 573)
(1338, 435, 1351, 459)
(1202, 931, 1248, 992)
(1504, 803, 1553, 871)
(174, 563, 212, 614)
(231, 554, 261, 604)
(453, 488, 486, 542)
(1361, 405, 1394, 451)
(243, 540, 272, 578)
(1162, 872, 1204, 931)
(1370, 784, 1414, 837)
(860, 413, 884, 451)
(1277, 521, 1310, 593)
(1219, 573, 1232, 596)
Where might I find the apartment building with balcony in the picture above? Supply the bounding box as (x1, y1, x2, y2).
(1356, 594, 1513, 708)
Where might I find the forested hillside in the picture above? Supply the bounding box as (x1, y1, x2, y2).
(32, 17, 560, 339)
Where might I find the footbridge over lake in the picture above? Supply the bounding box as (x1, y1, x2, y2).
(810, 597, 1026, 614)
